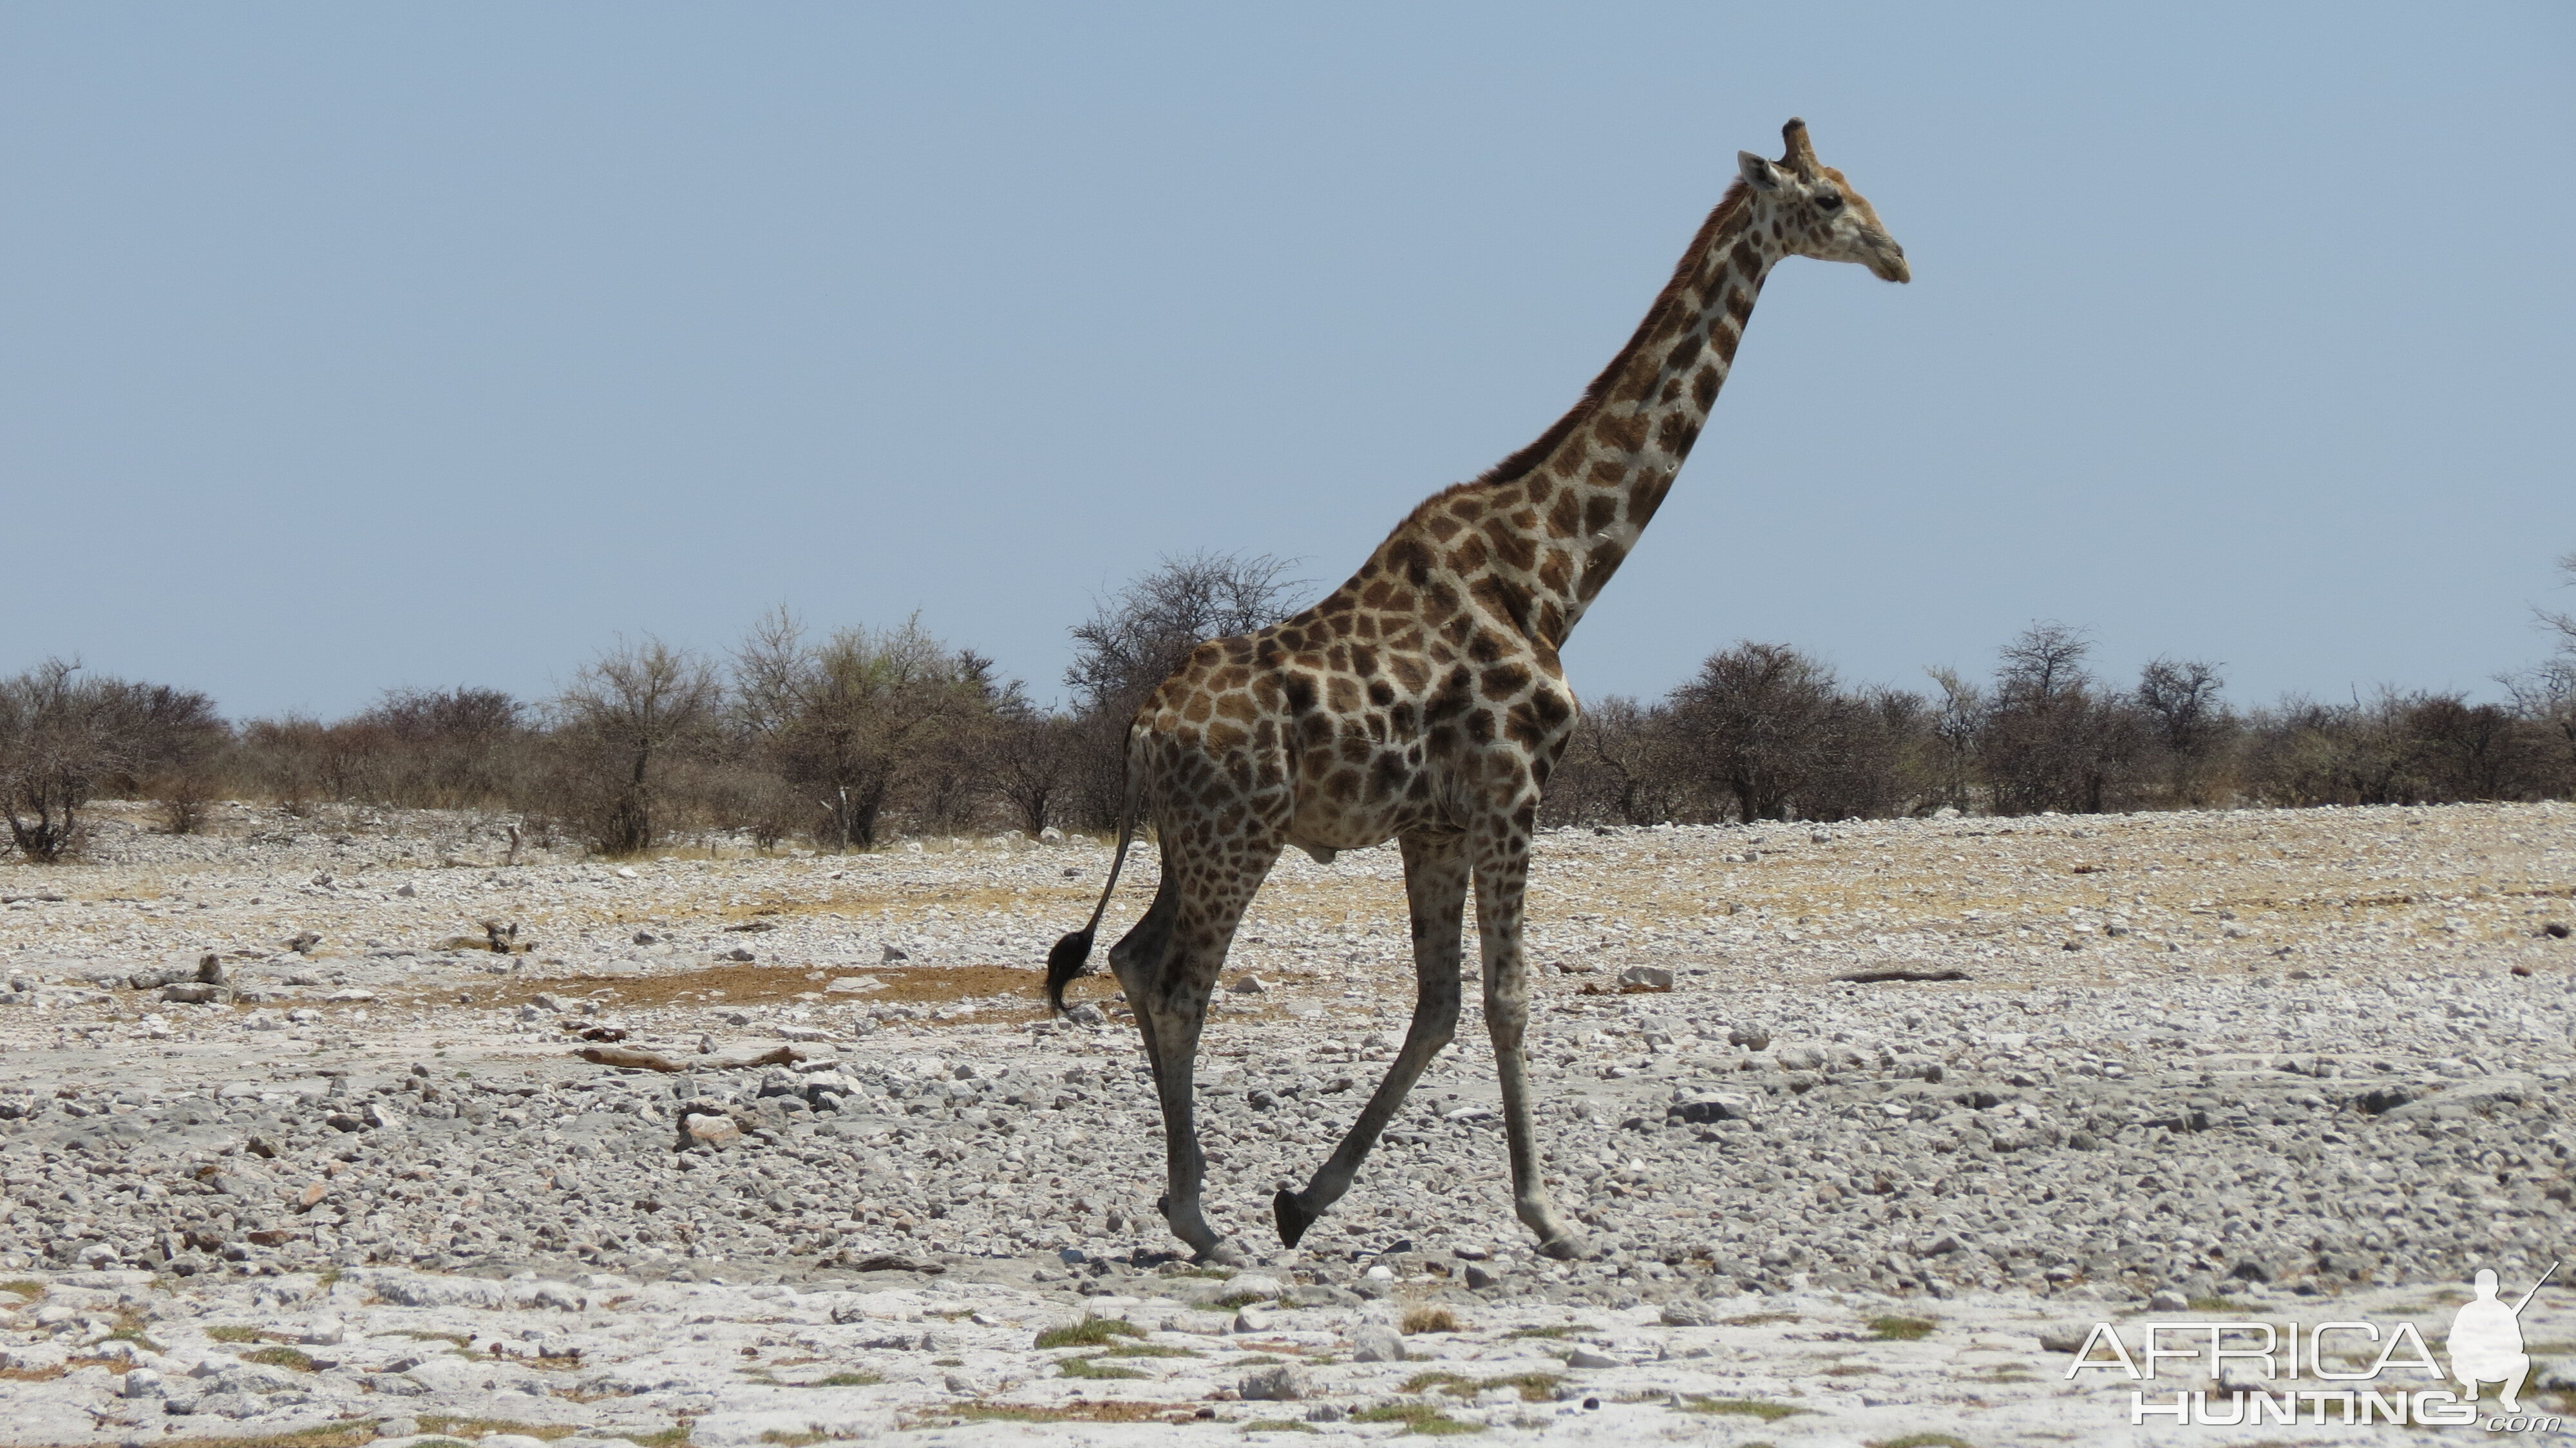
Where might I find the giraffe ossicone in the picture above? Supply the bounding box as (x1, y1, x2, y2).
(1046, 118, 1909, 1265)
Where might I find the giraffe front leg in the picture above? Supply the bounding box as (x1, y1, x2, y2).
(1275, 830, 1466, 1248)
(1475, 813, 1586, 1261)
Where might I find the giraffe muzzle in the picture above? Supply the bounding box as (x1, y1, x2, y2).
(1864, 231, 1910, 283)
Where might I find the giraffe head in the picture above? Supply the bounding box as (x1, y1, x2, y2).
(1738, 118, 1909, 283)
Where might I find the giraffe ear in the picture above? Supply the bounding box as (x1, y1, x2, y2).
(1738, 151, 1783, 192)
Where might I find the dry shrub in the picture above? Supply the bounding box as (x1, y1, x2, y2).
(1400, 1306, 1462, 1335)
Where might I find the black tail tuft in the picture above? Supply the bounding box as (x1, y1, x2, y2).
(1045, 929, 1095, 1013)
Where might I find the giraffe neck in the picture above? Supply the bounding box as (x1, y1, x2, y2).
(1406, 186, 1786, 650)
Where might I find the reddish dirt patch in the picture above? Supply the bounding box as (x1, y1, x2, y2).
(452, 962, 1128, 1023)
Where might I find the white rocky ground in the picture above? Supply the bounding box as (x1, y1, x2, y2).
(1, 799, 2572, 1445)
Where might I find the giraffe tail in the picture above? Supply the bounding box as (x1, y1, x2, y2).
(1046, 807, 1139, 1014)
(1043, 928, 1096, 1015)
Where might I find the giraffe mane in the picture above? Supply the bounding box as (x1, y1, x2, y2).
(1439, 176, 1756, 505)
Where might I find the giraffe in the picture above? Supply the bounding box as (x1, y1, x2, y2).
(1047, 119, 1909, 1264)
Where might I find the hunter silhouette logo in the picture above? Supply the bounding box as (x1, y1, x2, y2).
(2063, 1261, 2562, 1431)
(2448, 1264, 2553, 1415)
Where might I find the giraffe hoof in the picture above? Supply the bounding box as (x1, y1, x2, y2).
(1537, 1231, 1589, 1262)
(1273, 1190, 1315, 1248)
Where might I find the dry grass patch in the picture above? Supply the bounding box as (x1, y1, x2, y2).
(137, 1429, 377, 1448)
(717, 881, 1093, 923)
(911, 1402, 1198, 1427)
(1353, 1403, 1483, 1435)
(1401, 1371, 1559, 1403)
(1678, 1398, 1804, 1422)
(374, 1328, 473, 1348)
(1400, 1306, 1461, 1335)
(797, 1370, 885, 1387)
(1056, 1358, 1148, 1380)
(1034, 1316, 1146, 1349)
(415, 1418, 578, 1442)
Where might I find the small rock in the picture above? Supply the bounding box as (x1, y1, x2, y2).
(725, 948, 755, 962)
(1617, 965, 1675, 992)
(1350, 1322, 1405, 1362)
(2038, 1324, 2091, 1353)
(1566, 1347, 1622, 1369)
(682, 1112, 742, 1145)
(616, 868, 639, 879)
(882, 945, 909, 963)
(121, 1367, 165, 1399)
(1241, 1362, 1311, 1400)
(1727, 1024, 1771, 1051)
(1463, 1263, 1499, 1291)
(1227, 974, 1267, 995)
(1658, 1301, 1717, 1328)
(1233, 1306, 1273, 1333)
(2148, 1290, 2190, 1312)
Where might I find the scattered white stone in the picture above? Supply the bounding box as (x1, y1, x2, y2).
(1350, 1321, 1406, 1362)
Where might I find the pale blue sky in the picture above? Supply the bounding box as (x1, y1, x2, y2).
(5, 4, 2571, 719)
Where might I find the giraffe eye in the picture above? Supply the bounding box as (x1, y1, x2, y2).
(1815, 192, 1844, 211)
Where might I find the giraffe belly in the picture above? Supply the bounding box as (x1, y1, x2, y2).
(1281, 754, 1444, 852)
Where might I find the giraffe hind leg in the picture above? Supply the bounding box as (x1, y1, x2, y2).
(1276, 830, 1468, 1246)
(1114, 838, 1274, 1266)
(1107, 877, 1180, 1085)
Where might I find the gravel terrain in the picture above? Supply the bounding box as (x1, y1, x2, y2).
(1, 799, 2572, 1444)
